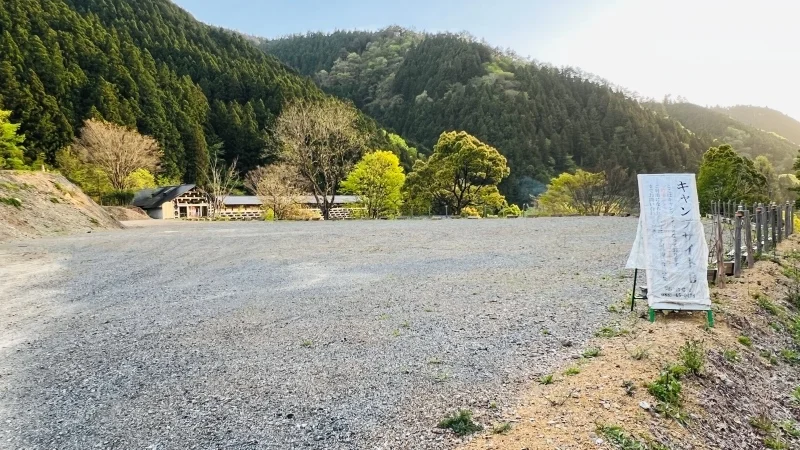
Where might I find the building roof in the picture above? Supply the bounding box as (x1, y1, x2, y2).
(132, 184, 197, 209)
(223, 195, 262, 206)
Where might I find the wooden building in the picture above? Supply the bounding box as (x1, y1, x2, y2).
(132, 185, 209, 219)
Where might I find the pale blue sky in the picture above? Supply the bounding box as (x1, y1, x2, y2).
(173, 0, 800, 121)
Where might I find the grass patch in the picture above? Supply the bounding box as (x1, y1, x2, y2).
(778, 420, 800, 438)
(392, 329, 401, 337)
(764, 436, 788, 449)
(0, 181, 19, 191)
(738, 335, 753, 347)
(427, 357, 442, 365)
(300, 339, 313, 348)
(761, 350, 779, 366)
(492, 422, 511, 434)
(89, 217, 100, 225)
(378, 313, 391, 320)
(756, 294, 782, 316)
(50, 197, 60, 204)
(437, 410, 483, 436)
(582, 347, 601, 358)
(595, 326, 629, 338)
(678, 339, 705, 376)
(0, 197, 22, 208)
(400, 320, 410, 329)
(597, 424, 665, 450)
(780, 348, 800, 364)
(723, 349, 740, 363)
(539, 374, 554, 385)
(563, 366, 581, 376)
(792, 386, 800, 403)
(750, 413, 775, 434)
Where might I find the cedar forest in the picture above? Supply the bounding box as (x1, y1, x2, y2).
(2, 0, 800, 212)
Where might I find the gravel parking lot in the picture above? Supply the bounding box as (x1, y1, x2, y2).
(0, 217, 636, 449)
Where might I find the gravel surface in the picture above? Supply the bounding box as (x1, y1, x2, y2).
(0, 217, 636, 449)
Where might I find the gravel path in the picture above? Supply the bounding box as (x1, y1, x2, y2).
(0, 217, 636, 449)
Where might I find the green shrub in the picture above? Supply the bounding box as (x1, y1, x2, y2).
(648, 368, 682, 406)
(738, 335, 753, 347)
(539, 374, 554, 385)
(678, 339, 705, 376)
(437, 410, 483, 436)
(0, 196, 22, 208)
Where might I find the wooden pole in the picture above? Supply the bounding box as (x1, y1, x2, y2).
(715, 212, 726, 287)
(734, 208, 743, 278)
(777, 203, 784, 244)
(765, 204, 772, 251)
(785, 202, 791, 238)
(745, 209, 754, 268)
(756, 204, 763, 255)
(772, 204, 778, 247)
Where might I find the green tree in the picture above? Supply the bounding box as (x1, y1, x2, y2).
(697, 144, 768, 209)
(405, 131, 509, 215)
(341, 150, 405, 218)
(537, 170, 626, 215)
(0, 109, 26, 169)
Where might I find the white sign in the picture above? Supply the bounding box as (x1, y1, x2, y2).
(626, 174, 711, 311)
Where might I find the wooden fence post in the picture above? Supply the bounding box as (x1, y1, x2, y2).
(777, 203, 784, 244)
(734, 207, 743, 278)
(785, 202, 791, 238)
(745, 209, 754, 268)
(756, 204, 763, 255)
(715, 212, 726, 287)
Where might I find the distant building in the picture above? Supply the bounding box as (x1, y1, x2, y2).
(132, 186, 362, 220)
(132, 185, 208, 219)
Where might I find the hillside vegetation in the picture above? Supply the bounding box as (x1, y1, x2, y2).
(715, 105, 800, 146)
(649, 102, 799, 171)
(0, 0, 328, 182)
(262, 28, 710, 204)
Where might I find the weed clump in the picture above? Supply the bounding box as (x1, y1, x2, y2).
(738, 335, 753, 347)
(678, 339, 705, 375)
(563, 366, 581, 376)
(492, 422, 511, 434)
(437, 410, 483, 436)
(582, 347, 601, 358)
(0, 197, 22, 208)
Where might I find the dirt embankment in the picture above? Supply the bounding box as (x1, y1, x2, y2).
(461, 237, 800, 450)
(103, 205, 150, 221)
(0, 170, 121, 242)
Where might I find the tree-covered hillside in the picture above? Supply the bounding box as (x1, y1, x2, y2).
(262, 28, 710, 203)
(713, 105, 800, 146)
(0, 0, 328, 181)
(648, 102, 799, 171)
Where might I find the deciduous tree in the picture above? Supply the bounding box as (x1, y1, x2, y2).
(537, 169, 630, 215)
(276, 99, 368, 219)
(245, 163, 304, 220)
(205, 157, 239, 218)
(73, 119, 161, 190)
(341, 150, 405, 218)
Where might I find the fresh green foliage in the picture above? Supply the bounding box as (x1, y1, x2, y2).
(596, 326, 629, 338)
(563, 366, 581, 376)
(764, 436, 788, 449)
(0, 110, 27, 169)
(492, 422, 511, 434)
(738, 335, 753, 347)
(780, 349, 800, 364)
(582, 347, 601, 358)
(301, 340, 313, 348)
(756, 294, 782, 316)
(696, 144, 768, 210)
(678, 340, 705, 376)
(717, 105, 800, 149)
(0, 197, 22, 208)
(539, 374, 554, 385)
(404, 131, 509, 215)
(648, 367, 683, 406)
(341, 150, 405, 218)
(437, 410, 483, 436)
(778, 420, 800, 438)
(538, 168, 633, 215)
(792, 386, 800, 404)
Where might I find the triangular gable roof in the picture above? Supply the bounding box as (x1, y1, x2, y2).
(132, 184, 197, 209)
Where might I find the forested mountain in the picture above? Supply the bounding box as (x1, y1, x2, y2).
(261, 28, 712, 203)
(713, 105, 800, 146)
(647, 102, 799, 171)
(0, 0, 330, 181)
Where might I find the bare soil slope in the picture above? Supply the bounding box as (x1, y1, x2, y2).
(103, 205, 151, 221)
(0, 170, 121, 242)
